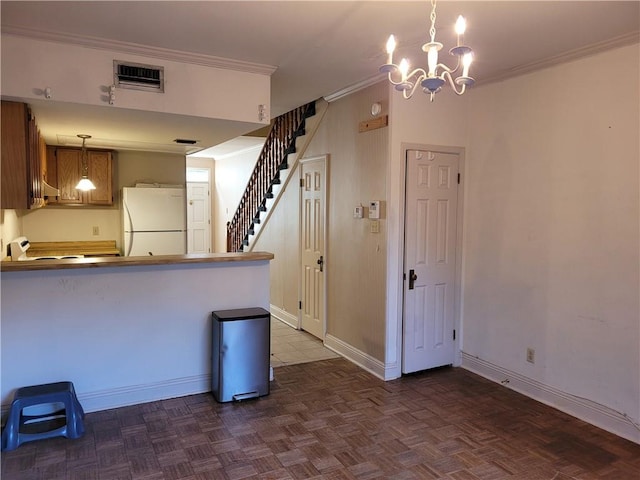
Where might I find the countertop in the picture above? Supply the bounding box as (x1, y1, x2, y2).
(1, 252, 274, 272)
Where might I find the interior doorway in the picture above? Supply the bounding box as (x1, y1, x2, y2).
(186, 167, 211, 254)
(402, 147, 463, 374)
(299, 155, 328, 340)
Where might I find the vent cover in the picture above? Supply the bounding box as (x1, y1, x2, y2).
(114, 60, 164, 92)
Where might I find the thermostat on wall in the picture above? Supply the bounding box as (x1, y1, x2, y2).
(369, 201, 380, 219)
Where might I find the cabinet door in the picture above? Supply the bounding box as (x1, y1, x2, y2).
(0, 101, 45, 209)
(56, 149, 83, 204)
(1, 101, 29, 209)
(87, 151, 113, 205)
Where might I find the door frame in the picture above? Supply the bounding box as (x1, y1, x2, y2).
(298, 154, 329, 338)
(400, 143, 465, 372)
(186, 167, 212, 254)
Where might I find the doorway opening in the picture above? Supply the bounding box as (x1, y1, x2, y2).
(299, 155, 328, 341)
(402, 145, 464, 374)
(186, 167, 212, 254)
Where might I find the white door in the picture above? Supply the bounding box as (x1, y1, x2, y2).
(300, 156, 327, 340)
(403, 149, 459, 373)
(187, 182, 211, 253)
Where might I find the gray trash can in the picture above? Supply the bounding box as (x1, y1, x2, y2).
(211, 307, 270, 402)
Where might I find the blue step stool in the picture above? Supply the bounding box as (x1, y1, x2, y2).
(1, 381, 85, 451)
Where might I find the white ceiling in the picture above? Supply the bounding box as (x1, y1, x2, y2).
(2, 1, 638, 157)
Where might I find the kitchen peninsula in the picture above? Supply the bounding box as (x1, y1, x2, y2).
(1, 252, 273, 413)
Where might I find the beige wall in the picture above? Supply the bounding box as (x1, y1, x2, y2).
(257, 82, 390, 361)
(213, 145, 262, 252)
(252, 163, 301, 323)
(117, 151, 186, 190)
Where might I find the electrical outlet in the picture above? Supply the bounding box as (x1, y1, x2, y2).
(92, 226, 100, 236)
(526, 347, 535, 364)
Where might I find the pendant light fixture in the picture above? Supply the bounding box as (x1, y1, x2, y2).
(75, 134, 96, 191)
(379, 0, 475, 102)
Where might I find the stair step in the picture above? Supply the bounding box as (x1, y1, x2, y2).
(265, 191, 274, 199)
(295, 120, 306, 137)
(259, 204, 267, 212)
(271, 177, 281, 186)
(305, 102, 316, 118)
(278, 161, 288, 171)
(253, 216, 261, 224)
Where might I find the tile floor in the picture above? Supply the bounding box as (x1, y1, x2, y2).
(270, 318, 339, 367)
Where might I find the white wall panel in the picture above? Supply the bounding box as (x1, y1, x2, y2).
(1, 34, 270, 124)
(463, 43, 639, 443)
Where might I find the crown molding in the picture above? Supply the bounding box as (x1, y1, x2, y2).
(2, 25, 277, 76)
(481, 31, 640, 86)
(324, 73, 386, 103)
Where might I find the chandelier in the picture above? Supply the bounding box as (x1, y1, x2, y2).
(380, 0, 475, 101)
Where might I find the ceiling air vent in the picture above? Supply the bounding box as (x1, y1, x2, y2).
(114, 60, 164, 92)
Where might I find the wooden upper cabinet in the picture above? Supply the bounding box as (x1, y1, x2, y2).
(86, 151, 112, 205)
(55, 148, 83, 204)
(1, 101, 45, 209)
(46, 147, 114, 205)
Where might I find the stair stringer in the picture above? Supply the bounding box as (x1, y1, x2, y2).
(246, 98, 329, 251)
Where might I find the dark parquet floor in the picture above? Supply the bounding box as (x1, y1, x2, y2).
(2, 358, 639, 479)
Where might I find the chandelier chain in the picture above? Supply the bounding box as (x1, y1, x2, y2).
(429, 0, 437, 43)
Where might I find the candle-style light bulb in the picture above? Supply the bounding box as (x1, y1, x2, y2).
(399, 58, 409, 81)
(455, 15, 466, 46)
(386, 35, 396, 65)
(462, 53, 473, 77)
(427, 46, 438, 76)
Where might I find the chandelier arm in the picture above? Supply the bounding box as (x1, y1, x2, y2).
(386, 71, 406, 86)
(437, 56, 462, 76)
(386, 67, 427, 86)
(402, 79, 426, 99)
(406, 67, 428, 83)
(440, 70, 467, 96)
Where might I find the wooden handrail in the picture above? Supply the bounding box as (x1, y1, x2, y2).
(226, 101, 316, 252)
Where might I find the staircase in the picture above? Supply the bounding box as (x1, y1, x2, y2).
(226, 99, 328, 252)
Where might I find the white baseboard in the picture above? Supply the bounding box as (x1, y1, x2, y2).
(2, 375, 212, 420)
(324, 334, 386, 380)
(270, 304, 298, 329)
(461, 352, 640, 445)
(76, 375, 210, 414)
(79, 375, 212, 413)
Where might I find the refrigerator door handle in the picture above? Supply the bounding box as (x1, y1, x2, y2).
(125, 231, 134, 257)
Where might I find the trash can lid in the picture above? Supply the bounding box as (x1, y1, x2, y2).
(212, 307, 270, 321)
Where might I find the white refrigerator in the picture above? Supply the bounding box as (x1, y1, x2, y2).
(122, 187, 187, 256)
